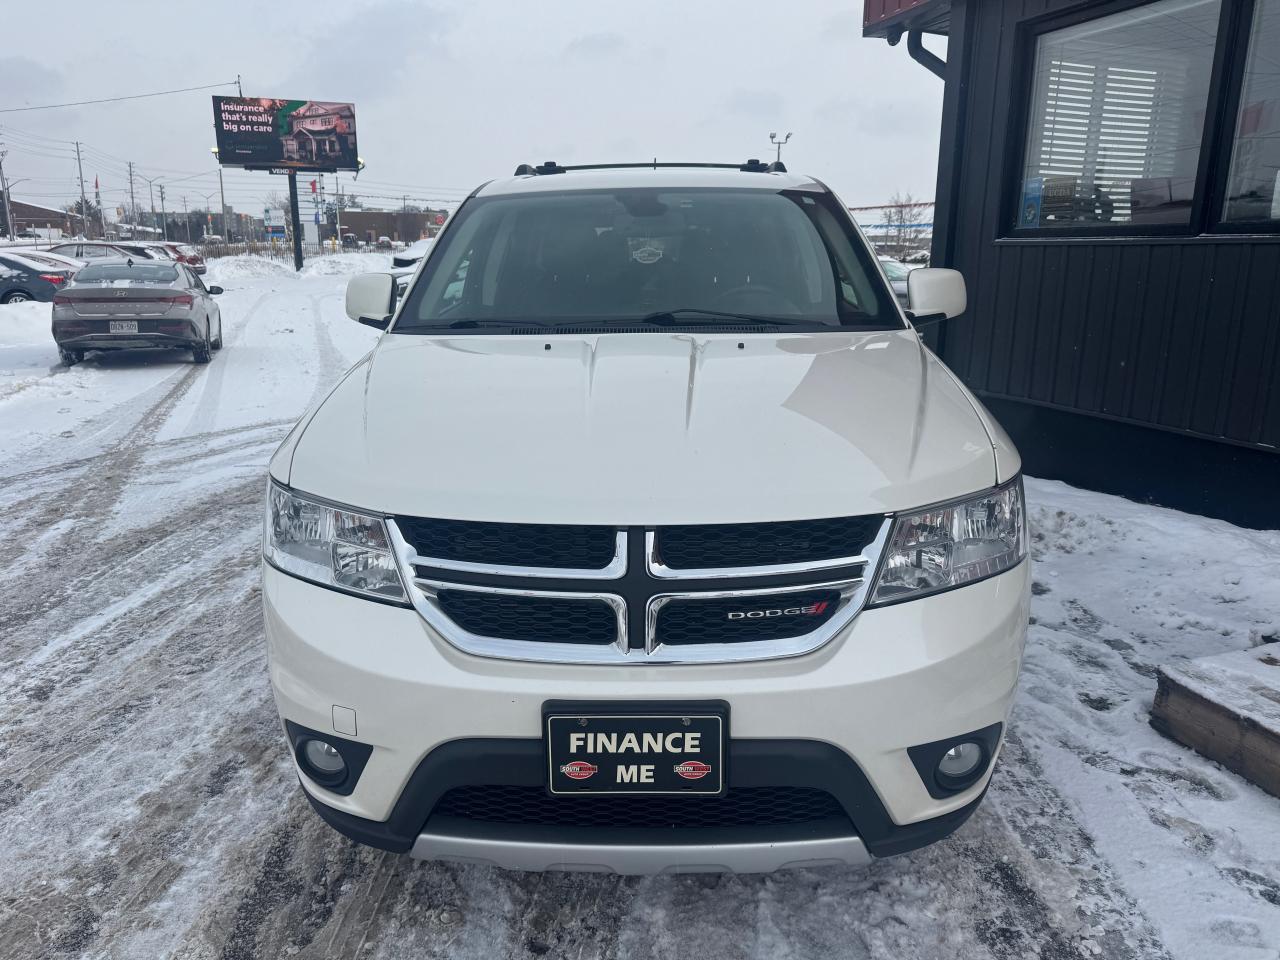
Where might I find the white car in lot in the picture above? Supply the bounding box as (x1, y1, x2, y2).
(262, 160, 1029, 874)
(392, 237, 434, 269)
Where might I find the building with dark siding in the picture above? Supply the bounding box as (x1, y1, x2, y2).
(864, 0, 1279, 527)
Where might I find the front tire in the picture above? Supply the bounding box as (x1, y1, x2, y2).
(211, 317, 223, 350)
(2, 290, 33, 304)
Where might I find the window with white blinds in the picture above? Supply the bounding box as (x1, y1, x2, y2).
(1016, 0, 1221, 229)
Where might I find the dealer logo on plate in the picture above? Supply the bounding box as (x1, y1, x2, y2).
(560, 760, 597, 780)
(673, 760, 712, 780)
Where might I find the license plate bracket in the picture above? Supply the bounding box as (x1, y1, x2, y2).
(543, 700, 728, 796)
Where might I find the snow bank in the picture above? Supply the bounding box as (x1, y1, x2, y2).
(299, 252, 393, 276)
(204, 252, 394, 285)
(0, 300, 57, 398)
(0, 299, 53, 347)
(203, 256, 294, 285)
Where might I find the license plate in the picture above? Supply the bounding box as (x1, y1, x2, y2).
(109, 320, 138, 333)
(544, 702, 726, 796)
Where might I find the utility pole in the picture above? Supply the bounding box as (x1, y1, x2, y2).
(159, 184, 168, 241)
(127, 161, 138, 235)
(0, 144, 14, 242)
(335, 179, 342, 246)
(216, 165, 228, 240)
(182, 195, 192, 243)
(74, 141, 91, 238)
(142, 176, 158, 233)
(769, 132, 792, 165)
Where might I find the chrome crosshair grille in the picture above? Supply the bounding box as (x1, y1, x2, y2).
(386, 515, 892, 665)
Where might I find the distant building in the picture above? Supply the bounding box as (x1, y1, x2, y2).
(335, 209, 448, 243)
(2, 193, 84, 237)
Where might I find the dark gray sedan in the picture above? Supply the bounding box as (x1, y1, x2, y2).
(0, 252, 73, 303)
(51, 259, 224, 366)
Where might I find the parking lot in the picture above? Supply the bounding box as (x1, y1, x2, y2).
(0, 254, 1277, 960)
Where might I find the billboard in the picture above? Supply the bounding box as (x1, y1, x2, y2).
(213, 97, 359, 172)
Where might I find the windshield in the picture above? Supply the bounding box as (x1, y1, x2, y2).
(76, 263, 178, 282)
(395, 187, 900, 333)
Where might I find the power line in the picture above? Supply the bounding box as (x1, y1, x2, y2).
(0, 80, 240, 114)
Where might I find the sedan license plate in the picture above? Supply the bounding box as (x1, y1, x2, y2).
(109, 320, 139, 334)
(545, 703, 726, 796)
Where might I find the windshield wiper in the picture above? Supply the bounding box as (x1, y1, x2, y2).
(439, 318, 551, 329)
(635, 308, 809, 327)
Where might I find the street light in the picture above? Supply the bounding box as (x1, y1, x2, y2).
(1, 178, 30, 239)
(211, 146, 230, 240)
(200, 190, 217, 240)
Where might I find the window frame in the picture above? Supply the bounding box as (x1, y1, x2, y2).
(1207, 0, 1280, 234)
(1001, 0, 1274, 239)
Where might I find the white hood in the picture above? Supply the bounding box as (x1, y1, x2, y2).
(279, 331, 1010, 525)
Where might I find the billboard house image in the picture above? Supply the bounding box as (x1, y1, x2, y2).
(213, 97, 359, 172)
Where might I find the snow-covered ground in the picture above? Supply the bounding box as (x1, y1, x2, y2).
(0, 254, 1276, 959)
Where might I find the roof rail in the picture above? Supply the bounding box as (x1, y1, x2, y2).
(511, 160, 787, 176)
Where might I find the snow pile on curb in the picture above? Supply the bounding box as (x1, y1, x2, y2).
(0, 300, 57, 397)
(299, 252, 392, 276)
(205, 253, 394, 285)
(0, 299, 53, 347)
(204, 256, 294, 285)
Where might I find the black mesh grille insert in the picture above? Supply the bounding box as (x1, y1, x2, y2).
(396, 517, 617, 569)
(656, 590, 842, 646)
(431, 785, 847, 829)
(654, 516, 882, 570)
(436, 590, 617, 646)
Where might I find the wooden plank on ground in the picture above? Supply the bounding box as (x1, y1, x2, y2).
(1150, 644, 1280, 800)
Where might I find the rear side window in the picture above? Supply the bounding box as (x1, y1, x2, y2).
(76, 263, 178, 282)
(398, 187, 899, 333)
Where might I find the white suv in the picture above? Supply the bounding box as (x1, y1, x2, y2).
(262, 160, 1029, 874)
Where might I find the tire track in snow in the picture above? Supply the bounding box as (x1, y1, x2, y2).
(178, 288, 282, 440)
(308, 293, 350, 408)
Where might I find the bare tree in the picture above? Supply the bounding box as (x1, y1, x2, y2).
(879, 192, 932, 260)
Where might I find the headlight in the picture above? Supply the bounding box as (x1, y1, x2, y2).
(870, 477, 1026, 605)
(264, 482, 407, 602)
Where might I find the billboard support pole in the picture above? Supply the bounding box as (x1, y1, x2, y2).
(287, 172, 304, 272)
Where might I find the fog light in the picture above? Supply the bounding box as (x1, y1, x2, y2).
(937, 741, 983, 780)
(301, 738, 346, 780)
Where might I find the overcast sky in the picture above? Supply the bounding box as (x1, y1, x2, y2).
(0, 0, 945, 219)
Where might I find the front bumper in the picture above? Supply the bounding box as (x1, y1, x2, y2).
(264, 560, 1028, 871)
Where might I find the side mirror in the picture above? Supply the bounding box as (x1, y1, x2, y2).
(345, 272, 397, 329)
(207, 285, 224, 295)
(906, 268, 967, 327)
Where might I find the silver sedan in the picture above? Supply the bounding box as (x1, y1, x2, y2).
(51, 258, 224, 366)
